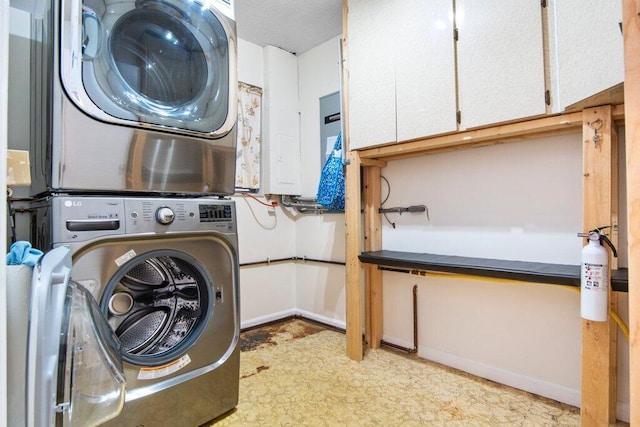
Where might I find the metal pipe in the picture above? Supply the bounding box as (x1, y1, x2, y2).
(279, 195, 343, 214)
(298, 256, 346, 266)
(240, 256, 346, 268)
(239, 257, 294, 267)
(411, 284, 418, 354)
(380, 284, 418, 354)
(280, 195, 325, 210)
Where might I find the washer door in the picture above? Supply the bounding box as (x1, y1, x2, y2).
(101, 250, 213, 367)
(60, 0, 237, 137)
(27, 246, 126, 427)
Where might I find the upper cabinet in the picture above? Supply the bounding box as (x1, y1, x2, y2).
(395, 0, 457, 142)
(456, 0, 546, 129)
(346, 0, 624, 149)
(548, 0, 624, 112)
(348, 0, 457, 150)
(347, 0, 398, 149)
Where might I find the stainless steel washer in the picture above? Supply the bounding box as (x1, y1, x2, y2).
(30, 195, 240, 426)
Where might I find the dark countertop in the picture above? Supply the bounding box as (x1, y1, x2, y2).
(359, 250, 628, 292)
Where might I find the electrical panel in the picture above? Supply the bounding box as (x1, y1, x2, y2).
(319, 91, 341, 167)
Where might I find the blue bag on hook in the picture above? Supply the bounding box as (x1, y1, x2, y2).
(316, 132, 345, 211)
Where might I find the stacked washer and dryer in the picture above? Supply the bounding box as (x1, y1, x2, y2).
(25, 0, 241, 425)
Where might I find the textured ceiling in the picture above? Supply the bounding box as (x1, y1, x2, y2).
(235, 0, 343, 55)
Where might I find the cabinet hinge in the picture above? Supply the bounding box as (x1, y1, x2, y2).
(545, 90, 551, 106)
(453, 28, 458, 42)
(456, 110, 461, 124)
(541, 0, 546, 7)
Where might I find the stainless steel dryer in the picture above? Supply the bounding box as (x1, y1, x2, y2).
(30, 195, 240, 426)
(30, 0, 237, 196)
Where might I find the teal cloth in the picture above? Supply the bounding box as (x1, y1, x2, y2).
(316, 132, 345, 211)
(6, 241, 44, 267)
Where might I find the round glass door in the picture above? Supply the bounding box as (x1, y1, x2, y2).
(80, 0, 232, 134)
(101, 250, 213, 366)
(110, 8, 209, 108)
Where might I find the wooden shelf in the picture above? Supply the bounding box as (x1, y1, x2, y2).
(360, 250, 628, 292)
(355, 105, 625, 161)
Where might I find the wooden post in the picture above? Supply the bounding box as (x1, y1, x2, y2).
(622, 0, 640, 423)
(345, 150, 363, 361)
(364, 165, 383, 348)
(581, 105, 617, 426)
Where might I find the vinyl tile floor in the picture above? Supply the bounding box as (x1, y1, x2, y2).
(210, 318, 628, 426)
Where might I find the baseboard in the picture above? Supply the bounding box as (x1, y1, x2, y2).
(415, 343, 582, 408)
(240, 309, 346, 332)
(294, 309, 346, 331)
(413, 345, 631, 423)
(240, 309, 298, 330)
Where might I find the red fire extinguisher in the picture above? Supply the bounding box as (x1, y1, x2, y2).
(577, 226, 618, 322)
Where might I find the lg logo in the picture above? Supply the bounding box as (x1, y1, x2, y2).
(64, 200, 82, 207)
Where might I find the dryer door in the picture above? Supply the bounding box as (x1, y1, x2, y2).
(27, 246, 126, 427)
(60, 0, 237, 137)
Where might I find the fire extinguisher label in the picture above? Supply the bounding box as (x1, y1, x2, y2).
(582, 262, 608, 291)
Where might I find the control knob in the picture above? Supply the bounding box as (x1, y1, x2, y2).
(155, 206, 175, 225)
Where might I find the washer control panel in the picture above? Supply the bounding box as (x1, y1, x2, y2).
(126, 198, 236, 234)
(51, 196, 236, 243)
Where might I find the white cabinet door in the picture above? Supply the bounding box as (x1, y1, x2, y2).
(347, 0, 397, 149)
(456, 0, 546, 130)
(395, 0, 457, 141)
(348, 0, 457, 148)
(549, 0, 623, 111)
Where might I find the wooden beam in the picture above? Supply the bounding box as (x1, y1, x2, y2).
(341, 0, 350, 151)
(364, 166, 383, 349)
(622, 0, 640, 423)
(342, 0, 363, 361)
(360, 158, 387, 168)
(581, 105, 616, 426)
(345, 150, 363, 361)
(358, 106, 625, 161)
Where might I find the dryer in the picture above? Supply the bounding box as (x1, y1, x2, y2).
(30, 0, 237, 196)
(30, 195, 240, 426)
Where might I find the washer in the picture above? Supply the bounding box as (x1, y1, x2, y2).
(30, 195, 240, 426)
(30, 0, 237, 196)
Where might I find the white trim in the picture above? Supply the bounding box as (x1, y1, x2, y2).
(240, 309, 297, 330)
(295, 309, 346, 331)
(418, 345, 581, 407)
(241, 309, 346, 332)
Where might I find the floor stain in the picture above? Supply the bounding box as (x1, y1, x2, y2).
(240, 330, 276, 351)
(240, 318, 327, 352)
(239, 365, 270, 379)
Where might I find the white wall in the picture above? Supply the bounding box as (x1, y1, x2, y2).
(298, 36, 342, 197)
(232, 193, 297, 327)
(377, 133, 630, 420)
(235, 37, 345, 328)
(237, 38, 263, 88)
(294, 213, 346, 327)
(382, 133, 584, 264)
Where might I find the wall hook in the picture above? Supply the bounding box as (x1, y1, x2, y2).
(589, 118, 603, 147)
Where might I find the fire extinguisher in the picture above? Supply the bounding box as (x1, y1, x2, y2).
(577, 226, 618, 322)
